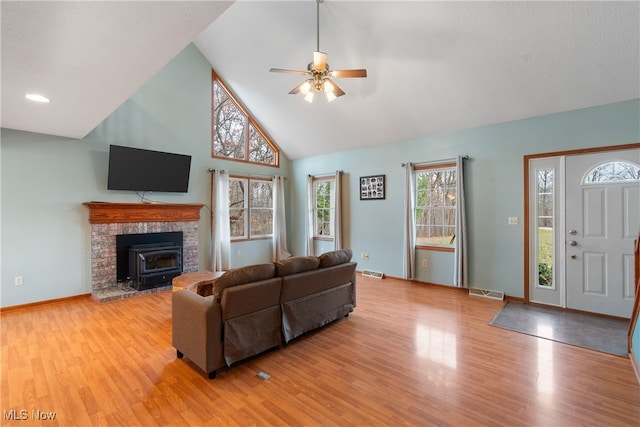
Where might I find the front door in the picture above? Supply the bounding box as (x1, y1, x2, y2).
(565, 149, 640, 318)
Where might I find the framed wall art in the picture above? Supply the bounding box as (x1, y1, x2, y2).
(360, 175, 385, 200)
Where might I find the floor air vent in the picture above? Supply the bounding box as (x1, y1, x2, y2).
(362, 270, 384, 279)
(469, 287, 504, 301)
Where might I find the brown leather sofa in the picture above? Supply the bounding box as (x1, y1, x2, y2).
(171, 249, 357, 379)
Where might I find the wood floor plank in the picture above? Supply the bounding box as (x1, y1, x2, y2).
(2, 275, 639, 426)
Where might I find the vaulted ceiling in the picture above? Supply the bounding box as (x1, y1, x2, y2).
(2, 1, 639, 160)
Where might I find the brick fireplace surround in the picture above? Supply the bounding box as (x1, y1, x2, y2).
(83, 202, 204, 302)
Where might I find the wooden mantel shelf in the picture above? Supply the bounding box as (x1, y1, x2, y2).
(83, 202, 204, 224)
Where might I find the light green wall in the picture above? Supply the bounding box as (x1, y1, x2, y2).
(2, 40, 638, 307)
(1, 44, 290, 308)
(289, 99, 640, 297)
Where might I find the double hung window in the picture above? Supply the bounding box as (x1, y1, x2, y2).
(415, 164, 457, 249)
(313, 178, 336, 239)
(229, 177, 273, 240)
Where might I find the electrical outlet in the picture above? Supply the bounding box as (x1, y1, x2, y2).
(508, 217, 519, 225)
(421, 259, 428, 268)
(15, 276, 24, 286)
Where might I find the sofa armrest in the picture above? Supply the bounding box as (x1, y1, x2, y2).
(172, 290, 225, 378)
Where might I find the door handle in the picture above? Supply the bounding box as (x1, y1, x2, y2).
(569, 229, 577, 235)
(568, 240, 577, 246)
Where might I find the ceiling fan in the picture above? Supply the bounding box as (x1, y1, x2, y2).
(269, 0, 367, 103)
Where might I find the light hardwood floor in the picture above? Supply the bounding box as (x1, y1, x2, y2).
(2, 275, 639, 426)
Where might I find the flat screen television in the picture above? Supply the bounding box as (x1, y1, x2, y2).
(107, 145, 192, 193)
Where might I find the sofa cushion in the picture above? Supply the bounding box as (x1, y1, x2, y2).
(213, 263, 276, 300)
(319, 249, 353, 268)
(276, 256, 320, 277)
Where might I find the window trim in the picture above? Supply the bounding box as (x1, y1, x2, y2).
(312, 176, 336, 241)
(229, 175, 274, 242)
(212, 70, 280, 167)
(414, 162, 457, 251)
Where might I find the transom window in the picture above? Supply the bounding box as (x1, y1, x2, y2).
(229, 177, 273, 240)
(314, 178, 336, 239)
(584, 161, 640, 183)
(415, 164, 456, 247)
(212, 71, 279, 167)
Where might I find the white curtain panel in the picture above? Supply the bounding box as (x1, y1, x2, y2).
(333, 171, 343, 251)
(211, 170, 230, 272)
(272, 175, 290, 262)
(403, 162, 416, 279)
(305, 175, 315, 256)
(454, 156, 468, 288)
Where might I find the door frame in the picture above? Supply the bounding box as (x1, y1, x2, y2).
(523, 142, 640, 305)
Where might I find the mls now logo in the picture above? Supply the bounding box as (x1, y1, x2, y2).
(4, 409, 57, 421)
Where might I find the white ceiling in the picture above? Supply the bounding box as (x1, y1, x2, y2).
(2, 1, 639, 161)
(1, 1, 232, 139)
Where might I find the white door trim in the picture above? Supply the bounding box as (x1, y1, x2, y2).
(523, 143, 640, 309)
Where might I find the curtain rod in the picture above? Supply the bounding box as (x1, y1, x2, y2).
(308, 170, 343, 178)
(401, 156, 469, 167)
(208, 169, 286, 179)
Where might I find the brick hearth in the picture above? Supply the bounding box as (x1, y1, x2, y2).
(83, 203, 204, 302)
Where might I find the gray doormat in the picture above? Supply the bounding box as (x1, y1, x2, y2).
(490, 302, 629, 357)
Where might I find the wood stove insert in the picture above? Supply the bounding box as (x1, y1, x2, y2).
(116, 231, 183, 291)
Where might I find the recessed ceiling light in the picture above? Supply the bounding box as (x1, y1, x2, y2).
(25, 93, 50, 103)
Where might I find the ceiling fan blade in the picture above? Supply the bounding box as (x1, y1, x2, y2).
(313, 51, 328, 70)
(330, 69, 367, 78)
(270, 68, 309, 76)
(288, 84, 302, 95)
(331, 81, 346, 97)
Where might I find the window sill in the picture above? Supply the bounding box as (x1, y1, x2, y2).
(231, 236, 272, 243)
(416, 245, 455, 253)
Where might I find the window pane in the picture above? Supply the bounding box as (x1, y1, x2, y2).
(230, 209, 245, 238)
(229, 179, 246, 209)
(213, 82, 246, 159)
(584, 161, 640, 183)
(250, 181, 273, 208)
(248, 124, 276, 165)
(536, 168, 554, 288)
(229, 179, 247, 239)
(250, 208, 272, 237)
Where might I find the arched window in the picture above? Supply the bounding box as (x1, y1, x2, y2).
(584, 161, 640, 183)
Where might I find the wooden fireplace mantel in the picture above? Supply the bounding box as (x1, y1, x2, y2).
(83, 202, 204, 224)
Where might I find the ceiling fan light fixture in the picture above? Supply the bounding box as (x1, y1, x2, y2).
(270, 0, 366, 102)
(300, 80, 313, 95)
(323, 79, 335, 93)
